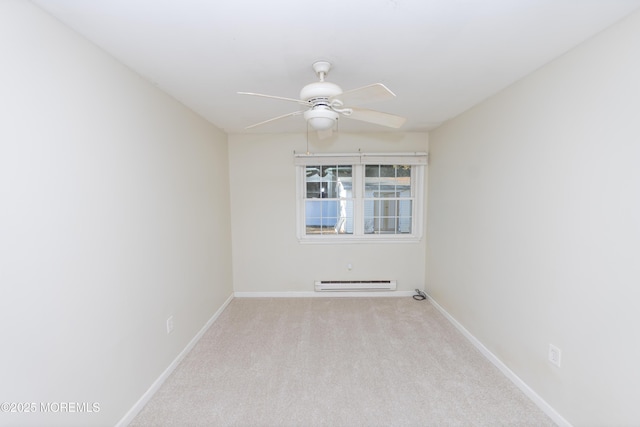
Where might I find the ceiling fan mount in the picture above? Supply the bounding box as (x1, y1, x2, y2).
(311, 60, 331, 77)
(238, 60, 406, 138)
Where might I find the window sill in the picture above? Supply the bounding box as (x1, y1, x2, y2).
(297, 234, 423, 244)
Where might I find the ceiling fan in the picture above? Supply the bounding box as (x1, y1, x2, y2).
(238, 61, 406, 138)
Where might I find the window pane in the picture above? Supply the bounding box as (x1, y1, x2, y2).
(305, 165, 352, 199)
(305, 166, 320, 179)
(364, 199, 374, 234)
(305, 166, 321, 198)
(398, 200, 412, 233)
(321, 165, 334, 198)
(300, 162, 418, 239)
(397, 165, 411, 177)
(396, 165, 411, 197)
(375, 200, 397, 234)
(365, 165, 412, 199)
(365, 180, 379, 194)
(305, 199, 353, 235)
(335, 200, 353, 234)
(306, 181, 320, 198)
(365, 165, 380, 177)
(364, 199, 413, 234)
(396, 180, 411, 197)
(379, 165, 396, 177)
(337, 165, 352, 179)
(365, 165, 380, 194)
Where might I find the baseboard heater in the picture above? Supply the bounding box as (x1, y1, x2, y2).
(314, 280, 397, 292)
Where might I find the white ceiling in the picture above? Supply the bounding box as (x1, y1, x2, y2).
(32, 0, 640, 134)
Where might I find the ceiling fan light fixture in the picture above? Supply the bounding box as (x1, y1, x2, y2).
(304, 108, 338, 131)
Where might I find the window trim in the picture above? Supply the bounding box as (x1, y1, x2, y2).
(295, 152, 427, 244)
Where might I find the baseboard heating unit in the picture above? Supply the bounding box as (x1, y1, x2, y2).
(314, 280, 397, 292)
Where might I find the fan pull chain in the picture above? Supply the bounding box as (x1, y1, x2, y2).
(306, 122, 310, 154)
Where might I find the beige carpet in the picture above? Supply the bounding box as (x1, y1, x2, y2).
(130, 297, 555, 426)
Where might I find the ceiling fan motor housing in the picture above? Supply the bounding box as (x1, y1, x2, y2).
(299, 81, 342, 102)
(300, 80, 342, 131)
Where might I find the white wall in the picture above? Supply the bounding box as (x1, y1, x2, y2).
(0, 2, 233, 426)
(228, 132, 428, 294)
(427, 9, 640, 426)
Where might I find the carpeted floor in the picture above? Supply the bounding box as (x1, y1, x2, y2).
(130, 297, 555, 426)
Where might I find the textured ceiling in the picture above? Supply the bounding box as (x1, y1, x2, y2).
(32, 0, 640, 134)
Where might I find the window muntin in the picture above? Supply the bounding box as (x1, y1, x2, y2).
(304, 165, 353, 235)
(299, 162, 422, 241)
(295, 153, 426, 243)
(364, 165, 413, 234)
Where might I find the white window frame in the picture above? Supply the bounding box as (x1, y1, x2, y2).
(295, 152, 427, 244)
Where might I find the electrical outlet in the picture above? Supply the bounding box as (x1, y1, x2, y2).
(548, 343, 561, 367)
(166, 315, 174, 334)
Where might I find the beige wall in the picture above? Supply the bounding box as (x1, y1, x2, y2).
(427, 9, 640, 426)
(0, 2, 233, 426)
(228, 132, 428, 294)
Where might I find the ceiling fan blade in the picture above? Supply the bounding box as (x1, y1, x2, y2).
(331, 83, 396, 106)
(238, 92, 310, 107)
(245, 110, 304, 129)
(347, 107, 407, 129)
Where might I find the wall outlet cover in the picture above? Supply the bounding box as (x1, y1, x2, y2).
(548, 343, 562, 367)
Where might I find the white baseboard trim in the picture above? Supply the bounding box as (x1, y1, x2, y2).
(234, 291, 417, 298)
(426, 294, 571, 427)
(115, 293, 234, 427)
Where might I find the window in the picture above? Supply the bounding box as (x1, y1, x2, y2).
(295, 153, 427, 243)
(304, 165, 353, 235)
